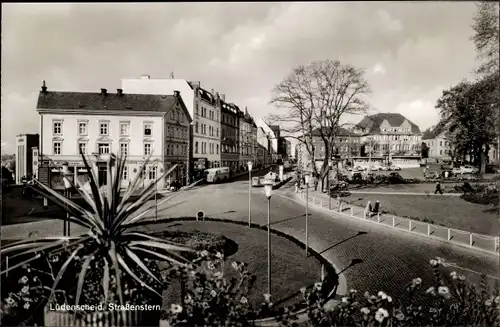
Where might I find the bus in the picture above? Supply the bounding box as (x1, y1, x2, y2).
(205, 167, 231, 183)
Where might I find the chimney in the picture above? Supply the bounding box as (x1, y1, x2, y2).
(174, 90, 180, 97)
(117, 89, 123, 96)
(140, 75, 150, 80)
(101, 88, 107, 95)
(41, 80, 47, 93)
(221, 94, 225, 102)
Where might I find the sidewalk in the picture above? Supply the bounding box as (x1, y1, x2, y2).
(293, 186, 499, 256)
(347, 190, 461, 196)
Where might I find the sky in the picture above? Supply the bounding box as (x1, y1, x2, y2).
(1, 2, 481, 154)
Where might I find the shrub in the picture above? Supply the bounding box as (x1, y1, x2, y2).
(461, 193, 499, 206)
(162, 257, 500, 327)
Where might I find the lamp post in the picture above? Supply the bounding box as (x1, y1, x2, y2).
(263, 180, 273, 296)
(61, 162, 72, 237)
(304, 174, 310, 256)
(247, 161, 253, 227)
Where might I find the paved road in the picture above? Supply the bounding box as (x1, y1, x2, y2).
(3, 169, 499, 303)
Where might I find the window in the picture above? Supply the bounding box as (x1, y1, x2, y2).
(217, 112, 219, 122)
(78, 122, 87, 136)
(120, 122, 129, 136)
(176, 145, 179, 155)
(100, 122, 109, 136)
(53, 142, 61, 155)
(195, 122, 199, 133)
(440, 141, 442, 146)
(148, 166, 157, 180)
(53, 121, 62, 135)
(120, 143, 128, 156)
(78, 142, 87, 155)
(98, 143, 110, 154)
(195, 142, 199, 154)
(216, 128, 219, 137)
(144, 123, 152, 136)
(196, 104, 199, 115)
(122, 166, 128, 180)
(144, 143, 152, 155)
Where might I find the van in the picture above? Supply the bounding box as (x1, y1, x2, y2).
(205, 167, 231, 183)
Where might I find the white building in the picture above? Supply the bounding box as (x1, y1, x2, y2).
(36, 84, 191, 190)
(238, 107, 257, 167)
(256, 118, 279, 164)
(15, 133, 39, 183)
(121, 75, 221, 171)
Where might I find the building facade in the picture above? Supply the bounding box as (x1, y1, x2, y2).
(121, 76, 222, 174)
(238, 107, 257, 168)
(220, 99, 240, 171)
(15, 133, 39, 184)
(36, 84, 191, 190)
(422, 130, 452, 161)
(355, 113, 422, 157)
(256, 118, 279, 163)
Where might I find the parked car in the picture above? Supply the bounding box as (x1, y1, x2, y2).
(453, 165, 479, 175)
(424, 171, 440, 179)
(381, 165, 391, 171)
(370, 165, 379, 171)
(391, 166, 401, 171)
(354, 166, 363, 171)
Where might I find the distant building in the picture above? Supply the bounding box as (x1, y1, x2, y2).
(15, 134, 39, 184)
(256, 119, 279, 163)
(238, 107, 257, 168)
(422, 129, 452, 162)
(36, 83, 191, 190)
(220, 100, 241, 171)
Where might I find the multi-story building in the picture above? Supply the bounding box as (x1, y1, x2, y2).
(422, 129, 452, 161)
(256, 118, 279, 164)
(220, 99, 240, 171)
(256, 143, 269, 167)
(121, 76, 222, 176)
(354, 113, 422, 156)
(256, 126, 273, 166)
(36, 84, 191, 190)
(297, 127, 361, 172)
(238, 107, 257, 168)
(15, 133, 39, 183)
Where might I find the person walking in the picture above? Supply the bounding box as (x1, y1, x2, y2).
(434, 181, 443, 195)
(294, 181, 299, 193)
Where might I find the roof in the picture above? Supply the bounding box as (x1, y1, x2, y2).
(221, 100, 240, 115)
(186, 81, 216, 105)
(310, 127, 360, 137)
(355, 113, 421, 134)
(37, 91, 180, 113)
(422, 130, 437, 140)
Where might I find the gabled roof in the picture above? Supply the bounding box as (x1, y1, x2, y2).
(37, 90, 189, 120)
(422, 126, 446, 140)
(355, 113, 421, 134)
(221, 100, 240, 115)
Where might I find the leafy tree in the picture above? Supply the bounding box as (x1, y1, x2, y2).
(269, 59, 371, 191)
(471, 1, 499, 76)
(421, 142, 429, 159)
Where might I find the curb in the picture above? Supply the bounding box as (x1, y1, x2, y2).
(286, 191, 499, 257)
(141, 216, 347, 327)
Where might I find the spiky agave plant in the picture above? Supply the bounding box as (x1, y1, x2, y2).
(1, 152, 198, 309)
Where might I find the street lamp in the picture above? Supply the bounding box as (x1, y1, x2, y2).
(263, 180, 273, 296)
(247, 161, 253, 227)
(304, 174, 310, 256)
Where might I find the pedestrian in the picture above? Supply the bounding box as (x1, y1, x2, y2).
(434, 181, 443, 195)
(294, 181, 299, 193)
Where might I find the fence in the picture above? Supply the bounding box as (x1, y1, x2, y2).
(297, 190, 500, 256)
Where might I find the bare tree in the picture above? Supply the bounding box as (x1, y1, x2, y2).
(268, 59, 371, 191)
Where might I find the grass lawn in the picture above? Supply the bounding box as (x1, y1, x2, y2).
(156, 220, 323, 310)
(347, 183, 485, 193)
(341, 193, 499, 236)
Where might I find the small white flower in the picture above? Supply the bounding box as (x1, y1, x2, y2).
(495, 296, 500, 304)
(196, 287, 203, 294)
(210, 290, 217, 297)
(459, 275, 466, 281)
(263, 293, 271, 302)
(170, 304, 182, 314)
(360, 307, 370, 315)
(314, 282, 322, 291)
(342, 297, 349, 303)
(438, 286, 450, 298)
(349, 289, 357, 294)
(19, 276, 28, 284)
(215, 252, 223, 259)
(387, 296, 392, 303)
(429, 259, 438, 267)
(21, 286, 29, 294)
(395, 312, 405, 321)
(375, 308, 389, 322)
(51, 256, 59, 263)
(201, 250, 209, 257)
(207, 262, 215, 270)
(426, 287, 436, 295)
(378, 291, 388, 300)
(5, 297, 15, 306)
(202, 302, 209, 309)
(231, 261, 239, 270)
(412, 277, 422, 286)
(185, 295, 192, 304)
(240, 297, 248, 304)
(23, 302, 30, 310)
(485, 299, 492, 306)
(300, 287, 307, 294)
(450, 271, 457, 280)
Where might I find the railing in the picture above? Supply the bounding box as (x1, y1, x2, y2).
(297, 190, 500, 256)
